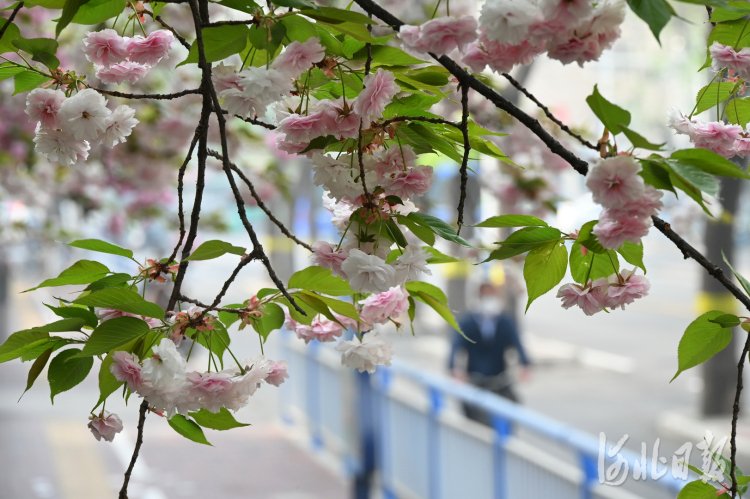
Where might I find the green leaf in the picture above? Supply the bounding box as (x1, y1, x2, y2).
(76, 316, 150, 357)
(319, 21, 375, 42)
(671, 149, 750, 180)
(20, 338, 69, 362)
(300, 6, 374, 24)
(74, 288, 165, 319)
(217, 0, 260, 15)
(723, 250, 750, 297)
(218, 303, 245, 328)
(703, 19, 750, 70)
(192, 322, 231, 366)
(569, 243, 619, 284)
(189, 408, 250, 430)
(97, 353, 122, 405)
(485, 227, 563, 261)
(676, 479, 722, 498)
(710, 1, 750, 22)
(395, 214, 435, 246)
(673, 311, 733, 381)
(0, 20, 20, 54)
(295, 292, 338, 323)
(524, 239, 568, 311)
(12, 37, 58, 56)
(411, 213, 474, 248)
(279, 14, 318, 43)
(24, 260, 110, 292)
(298, 291, 360, 322)
(617, 241, 646, 273)
(167, 415, 212, 445)
(250, 302, 285, 341)
(576, 220, 608, 254)
(408, 287, 461, 333)
(384, 218, 408, 248)
(22, 347, 53, 397)
(473, 214, 548, 228)
(0, 330, 49, 363)
(352, 45, 425, 65)
(424, 247, 460, 264)
(71, 0, 125, 23)
(620, 125, 665, 151)
(13, 71, 51, 95)
(694, 82, 735, 115)
(639, 160, 675, 193)
(178, 25, 250, 66)
(0, 63, 26, 82)
(288, 266, 353, 296)
(276, 296, 316, 325)
(44, 303, 99, 328)
(586, 84, 631, 135)
(405, 281, 448, 305)
(726, 97, 750, 127)
(85, 273, 132, 291)
(66, 238, 134, 258)
(626, 0, 674, 41)
(271, 0, 318, 10)
(667, 159, 720, 197)
(26, 318, 87, 333)
(48, 348, 94, 402)
(709, 313, 741, 328)
(183, 240, 246, 261)
(57, 0, 93, 37)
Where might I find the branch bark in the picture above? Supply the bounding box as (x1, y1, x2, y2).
(0, 3, 23, 43)
(118, 400, 148, 499)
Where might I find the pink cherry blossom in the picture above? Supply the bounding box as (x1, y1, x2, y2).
(604, 269, 650, 310)
(735, 133, 750, 157)
(380, 165, 434, 200)
(310, 317, 346, 342)
(710, 41, 750, 80)
(606, 185, 663, 220)
(666, 107, 698, 136)
(25, 88, 65, 130)
(96, 308, 161, 328)
(88, 412, 124, 442)
(309, 241, 349, 278)
(479, 0, 539, 46)
(399, 25, 427, 53)
(275, 133, 312, 155)
(400, 16, 477, 55)
(33, 128, 90, 166)
(592, 212, 652, 250)
(264, 360, 290, 387)
(556, 279, 608, 316)
(318, 98, 361, 139)
(354, 69, 400, 125)
(463, 38, 544, 74)
(341, 249, 397, 294)
(83, 29, 128, 67)
(278, 112, 328, 144)
(336, 331, 393, 373)
(95, 61, 150, 85)
(371, 144, 417, 177)
(360, 286, 410, 325)
(126, 30, 174, 67)
(212, 62, 244, 93)
(539, 0, 595, 24)
(585, 156, 645, 210)
(690, 121, 744, 158)
(110, 351, 145, 391)
(185, 371, 233, 413)
(271, 38, 325, 78)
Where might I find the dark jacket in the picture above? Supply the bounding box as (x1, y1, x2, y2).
(448, 312, 530, 377)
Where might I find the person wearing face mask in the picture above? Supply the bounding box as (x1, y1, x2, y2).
(448, 282, 531, 425)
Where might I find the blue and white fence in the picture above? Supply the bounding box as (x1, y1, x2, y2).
(279, 332, 686, 499)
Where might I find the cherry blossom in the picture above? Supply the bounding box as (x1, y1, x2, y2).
(96, 308, 161, 328)
(592, 212, 652, 250)
(212, 63, 245, 93)
(584, 156, 645, 210)
(97, 105, 139, 148)
(380, 164, 434, 200)
(57, 89, 111, 142)
(478, 0, 540, 46)
(354, 69, 400, 125)
(271, 38, 325, 78)
(95, 61, 150, 85)
(309, 241, 349, 278)
(399, 16, 477, 55)
(88, 412, 124, 442)
(25, 88, 65, 130)
(336, 331, 394, 373)
(33, 128, 90, 166)
(265, 360, 290, 387)
(393, 245, 432, 283)
(110, 351, 146, 392)
(556, 279, 608, 316)
(341, 249, 397, 293)
(710, 41, 750, 80)
(605, 269, 650, 310)
(83, 29, 128, 67)
(359, 287, 410, 326)
(126, 30, 175, 67)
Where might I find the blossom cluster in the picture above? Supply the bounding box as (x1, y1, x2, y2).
(83, 29, 174, 85)
(26, 88, 138, 166)
(110, 338, 288, 421)
(585, 156, 663, 250)
(667, 107, 750, 159)
(397, 0, 626, 75)
(710, 41, 750, 81)
(557, 269, 650, 315)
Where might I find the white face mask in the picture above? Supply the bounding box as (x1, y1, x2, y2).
(479, 297, 499, 316)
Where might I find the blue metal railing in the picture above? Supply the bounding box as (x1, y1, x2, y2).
(279, 333, 686, 499)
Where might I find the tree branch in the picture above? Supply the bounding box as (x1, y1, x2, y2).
(179, 294, 250, 313)
(188, 0, 305, 315)
(380, 115, 460, 129)
(456, 84, 470, 235)
(731, 335, 750, 497)
(202, 19, 258, 27)
(0, 2, 23, 43)
(207, 149, 313, 251)
(118, 400, 148, 499)
(166, 127, 202, 266)
(143, 10, 191, 50)
(500, 72, 598, 151)
(224, 110, 277, 130)
(91, 87, 202, 100)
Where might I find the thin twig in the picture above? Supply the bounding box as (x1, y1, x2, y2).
(356, 37, 374, 204)
(0, 2, 23, 43)
(143, 10, 191, 50)
(166, 127, 202, 265)
(501, 72, 598, 151)
(198, 256, 255, 317)
(91, 87, 202, 100)
(188, 0, 305, 315)
(207, 149, 313, 251)
(730, 335, 750, 497)
(351, 0, 590, 176)
(202, 19, 258, 27)
(456, 84, 470, 235)
(222, 110, 277, 130)
(118, 400, 148, 499)
(380, 115, 460, 129)
(179, 294, 249, 313)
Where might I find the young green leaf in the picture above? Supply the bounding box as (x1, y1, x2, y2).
(673, 311, 733, 381)
(66, 238, 134, 258)
(71, 0, 127, 25)
(250, 302, 285, 341)
(76, 316, 151, 357)
(617, 241, 646, 274)
(694, 82, 735, 115)
(44, 303, 99, 328)
(217, 0, 260, 15)
(0, 20, 20, 54)
(85, 273, 132, 292)
(405, 281, 448, 305)
(524, 239, 568, 311)
(184, 240, 246, 261)
(13, 71, 52, 95)
(722, 250, 750, 297)
(424, 247, 461, 264)
(586, 85, 631, 135)
(167, 415, 212, 445)
(409, 289, 461, 333)
(21, 347, 53, 398)
(709, 313, 741, 328)
(189, 408, 251, 430)
(726, 96, 750, 127)
(0, 330, 50, 363)
(675, 480, 722, 499)
(485, 227, 562, 261)
(57, 0, 92, 37)
(24, 260, 110, 292)
(287, 266, 353, 296)
(395, 214, 436, 246)
(411, 213, 474, 248)
(569, 243, 620, 284)
(48, 348, 94, 403)
(97, 353, 123, 406)
(473, 214, 548, 228)
(626, 0, 675, 41)
(74, 288, 165, 319)
(671, 149, 750, 180)
(298, 291, 360, 322)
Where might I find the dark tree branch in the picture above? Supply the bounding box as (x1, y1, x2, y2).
(456, 84, 470, 235)
(731, 335, 750, 497)
(500, 72, 598, 151)
(166, 127, 202, 266)
(207, 149, 313, 251)
(91, 87, 202, 100)
(202, 19, 258, 27)
(143, 10, 191, 50)
(197, 256, 255, 318)
(118, 400, 148, 499)
(223, 110, 277, 130)
(380, 115, 460, 129)
(179, 294, 250, 313)
(351, 0, 590, 177)
(356, 38, 375, 204)
(0, 2, 23, 43)
(188, 0, 305, 315)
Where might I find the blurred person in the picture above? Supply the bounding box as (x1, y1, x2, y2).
(448, 282, 531, 425)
